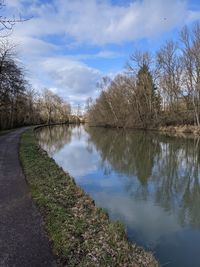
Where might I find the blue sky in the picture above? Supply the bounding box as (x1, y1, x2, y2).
(4, 0, 200, 107)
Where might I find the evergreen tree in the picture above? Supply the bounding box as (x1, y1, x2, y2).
(135, 64, 160, 127)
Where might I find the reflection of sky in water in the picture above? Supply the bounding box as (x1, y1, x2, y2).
(38, 125, 200, 267)
(51, 129, 100, 176)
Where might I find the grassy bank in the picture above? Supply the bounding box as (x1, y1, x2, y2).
(20, 128, 158, 267)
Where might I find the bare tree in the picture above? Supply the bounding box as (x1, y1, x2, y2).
(0, 0, 28, 37)
(156, 40, 183, 114)
(40, 89, 71, 125)
(180, 23, 200, 125)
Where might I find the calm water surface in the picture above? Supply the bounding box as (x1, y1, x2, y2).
(37, 125, 200, 267)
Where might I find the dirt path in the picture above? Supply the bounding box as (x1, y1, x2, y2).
(0, 128, 55, 267)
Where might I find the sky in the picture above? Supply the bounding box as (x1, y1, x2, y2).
(3, 0, 200, 108)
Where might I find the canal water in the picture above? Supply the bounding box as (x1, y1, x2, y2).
(37, 124, 200, 267)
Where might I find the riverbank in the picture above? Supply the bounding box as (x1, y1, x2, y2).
(20, 128, 159, 267)
(158, 125, 200, 136)
(89, 122, 200, 137)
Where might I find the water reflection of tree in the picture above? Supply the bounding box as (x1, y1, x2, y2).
(36, 125, 72, 156)
(86, 127, 160, 184)
(152, 136, 200, 227)
(87, 127, 200, 228)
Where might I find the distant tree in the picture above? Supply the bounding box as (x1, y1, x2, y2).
(41, 89, 71, 124)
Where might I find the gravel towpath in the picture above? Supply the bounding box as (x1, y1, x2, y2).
(0, 128, 55, 267)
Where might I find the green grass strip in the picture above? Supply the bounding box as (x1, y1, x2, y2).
(20, 128, 158, 267)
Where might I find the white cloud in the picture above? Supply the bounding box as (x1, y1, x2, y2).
(187, 10, 200, 22)
(69, 50, 123, 60)
(41, 57, 102, 103)
(57, 0, 189, 45)
(6, 0, 22, 8)
(13, 36, 58, 57)
(7, 0, 200, 45)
